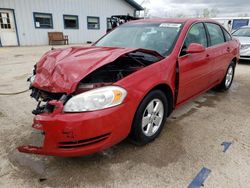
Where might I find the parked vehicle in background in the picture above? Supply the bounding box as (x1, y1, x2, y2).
(232, 26, 250, 61)
(18, 18, 240, 157)
(213, 17, 250, 33)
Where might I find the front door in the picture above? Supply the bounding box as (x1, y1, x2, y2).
(0, 9, 18, 46)
(177, 22, 211, 104)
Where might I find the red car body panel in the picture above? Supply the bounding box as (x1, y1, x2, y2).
(18, 18, 240, 156)
(33, 47, 138, 94)
(18, 101, 135, 156)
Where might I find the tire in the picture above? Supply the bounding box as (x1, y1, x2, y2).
(217, 62, 235, 91)
(130, 90, 168, 145)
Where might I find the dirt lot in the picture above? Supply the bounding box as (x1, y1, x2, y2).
(0, 46, 250, 188)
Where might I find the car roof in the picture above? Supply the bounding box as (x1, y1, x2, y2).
(128, 18, 218, 24)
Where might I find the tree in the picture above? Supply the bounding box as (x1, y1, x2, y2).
(195, 10, 201, 18)
(144, 7, 151, 18)
(177, 13, 185, 18)
(203, 8, 210, 18)
(210, 8, 219, 18)
(140, 0, 151, 18)
(238, 13, 249, 17)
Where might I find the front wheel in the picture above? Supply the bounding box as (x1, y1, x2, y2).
(217, 62, 235, 91)
(130, 90, 168, 145)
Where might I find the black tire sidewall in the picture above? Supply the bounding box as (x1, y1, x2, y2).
(130, 90, 168, 145)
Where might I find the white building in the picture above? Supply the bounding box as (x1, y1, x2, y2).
(0, 0, 143, 46)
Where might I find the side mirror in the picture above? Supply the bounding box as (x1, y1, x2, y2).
(186, 43, 205, 54)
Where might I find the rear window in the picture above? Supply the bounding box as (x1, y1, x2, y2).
(206, 23, 225, 46)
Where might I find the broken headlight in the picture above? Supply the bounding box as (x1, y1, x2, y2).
(63, 86, 127, 112)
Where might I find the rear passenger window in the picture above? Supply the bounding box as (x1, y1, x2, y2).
(206, 23, 225, 46)
(223, 28, 232, 41)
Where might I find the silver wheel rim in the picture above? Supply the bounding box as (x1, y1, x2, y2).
(225, 66, 233, 87)
(142, 99, 164, 137)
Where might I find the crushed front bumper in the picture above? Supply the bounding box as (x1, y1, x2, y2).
(18, 101, 134, 157)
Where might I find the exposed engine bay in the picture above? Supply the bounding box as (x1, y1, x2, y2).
(29, 49, 163, 115)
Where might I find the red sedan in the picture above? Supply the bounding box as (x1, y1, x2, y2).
(18, 18, 240, 157)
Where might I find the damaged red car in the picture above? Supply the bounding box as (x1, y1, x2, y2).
(18, 18, 240, 157)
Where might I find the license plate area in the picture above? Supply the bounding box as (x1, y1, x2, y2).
(30, 130, 45, 147)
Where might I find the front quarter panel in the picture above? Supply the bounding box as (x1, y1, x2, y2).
(116, 56, 176, 119)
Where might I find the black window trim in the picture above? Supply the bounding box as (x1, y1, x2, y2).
(63, 14, 79, 29)
(33, 12, 53, 29)
(222, 27, 232, 42)
(87, 16, 100, 30)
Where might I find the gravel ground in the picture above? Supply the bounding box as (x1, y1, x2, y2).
(0, 46, 250, 188)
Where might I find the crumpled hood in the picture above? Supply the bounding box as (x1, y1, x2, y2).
(32, 46, 139, 94)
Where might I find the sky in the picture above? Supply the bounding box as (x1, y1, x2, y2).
(135, 0, 250, 18)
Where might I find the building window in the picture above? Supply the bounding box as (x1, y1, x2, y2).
(33, 12, 53, 29)
(63, 15, 78, 29)
(0, 12, 11, 29)
(107, 18, 112, 30)
(87, 16, 100, 30)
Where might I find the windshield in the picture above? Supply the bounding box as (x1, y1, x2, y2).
(233, 27, 250, 37)
(95, 23, 183, 56)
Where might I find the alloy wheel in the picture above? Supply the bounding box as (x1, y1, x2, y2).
(141, 99, 164, 137)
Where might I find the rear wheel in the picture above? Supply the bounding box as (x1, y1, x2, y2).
(217, 62, 235, 91)
(130, 90, 168, 145)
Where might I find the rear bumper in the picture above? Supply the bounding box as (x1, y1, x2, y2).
(18, 102, 135, 157)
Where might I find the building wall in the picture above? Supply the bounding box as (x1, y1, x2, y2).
(0, 0, 135, 46)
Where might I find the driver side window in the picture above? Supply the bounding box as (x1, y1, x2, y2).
(181, 23, 208, 56)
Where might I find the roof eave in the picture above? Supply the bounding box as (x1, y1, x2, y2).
(124, 0, 144, 11)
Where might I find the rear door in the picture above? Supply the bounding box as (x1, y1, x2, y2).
(177, 22, 212, 104)
(205, 23, 232, 85)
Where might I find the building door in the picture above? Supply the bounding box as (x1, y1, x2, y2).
(0, 9, 18, 46)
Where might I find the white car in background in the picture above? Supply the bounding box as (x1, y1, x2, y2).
(232, 26, 250, 61)
(212, 17, 250, 33)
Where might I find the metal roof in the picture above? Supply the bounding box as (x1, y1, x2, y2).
(124, 0, 144, 11)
